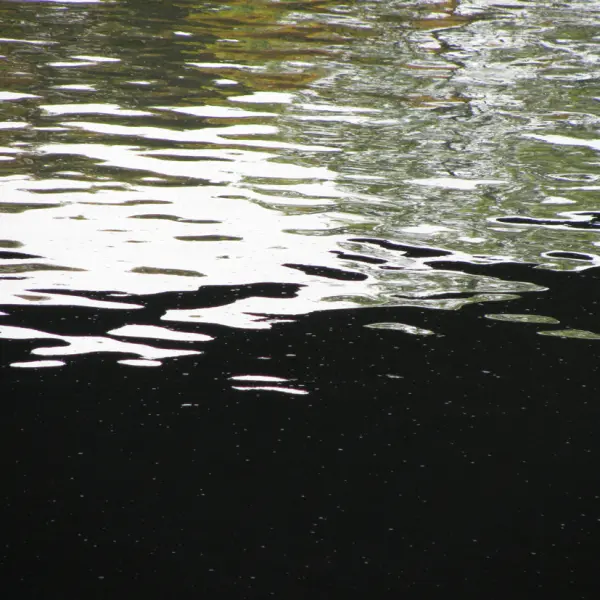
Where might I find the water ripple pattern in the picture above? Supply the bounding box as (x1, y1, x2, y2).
(1, 0, 600, 365)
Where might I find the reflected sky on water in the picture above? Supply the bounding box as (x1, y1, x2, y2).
(1, 0, 600, 365)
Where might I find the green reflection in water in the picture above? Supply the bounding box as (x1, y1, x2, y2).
(0, 0, 599, 325)
(485, 314, 560, 325)
(0, 263, 85, 274)
(538, 329, 600, 341)
(0, 240, 23, 248)
(364, 322, 435, 336)
(175, 235, 243, 242)
(131, 266, 204, 277)
(0, 202, 61, 213)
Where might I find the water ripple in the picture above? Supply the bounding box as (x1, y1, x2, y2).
(1, 0, 599, 364)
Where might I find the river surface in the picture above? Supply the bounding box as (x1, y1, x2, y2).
(2, 0, 600, 597)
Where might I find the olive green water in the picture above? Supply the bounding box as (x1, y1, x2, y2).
(1, 0, 599, 362)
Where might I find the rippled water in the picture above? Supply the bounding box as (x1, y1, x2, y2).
(1, 0, 600, 367)
(5, 2, 600, 596)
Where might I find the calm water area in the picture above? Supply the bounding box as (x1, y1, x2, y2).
(2, 0, 600, 596)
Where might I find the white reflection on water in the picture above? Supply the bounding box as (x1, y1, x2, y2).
(523, 134, 600, 153)
(231, 385, 309, 396)
(117, 359, 162, 367)
(2, 0, 599, 367)
(108, 325, 213, 343)
(162, 294, 356, 329)
(188, 62, 266, 73)
(230, 92, 295, 104)
(0, 180, 375, 299)
(0, 123, 29, 130)
(41, 104, 151, 117)
(71, 55, 120, 63)
(0, 92, 40, 101)
(36, 142, 332, 181)
(405, 177, 507, 190)
(10, 360, 66, 369)
(157, 105, 276, 119)
(47, 61, 99, 68)
(52, 84, 97, 91)
(32, 337, 197, 360)
(0, 325, 198, 361)
(61, 122, 339, 152)
(230, 375, 290, 382)
(0, 38, 57, 45)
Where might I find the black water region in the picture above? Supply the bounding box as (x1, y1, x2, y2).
(3, 256, 600, 598)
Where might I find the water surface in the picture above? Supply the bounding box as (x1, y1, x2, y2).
(2, 0, 600, 366)
(3, 1, 600, 596)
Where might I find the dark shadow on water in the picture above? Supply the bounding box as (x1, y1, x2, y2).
(2, 259, 600, 598)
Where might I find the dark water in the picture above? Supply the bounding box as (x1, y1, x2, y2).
(2, 0, 600, 597)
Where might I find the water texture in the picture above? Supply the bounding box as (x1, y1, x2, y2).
(1, 0, 600, 366)
(3, 2, 600, 597)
